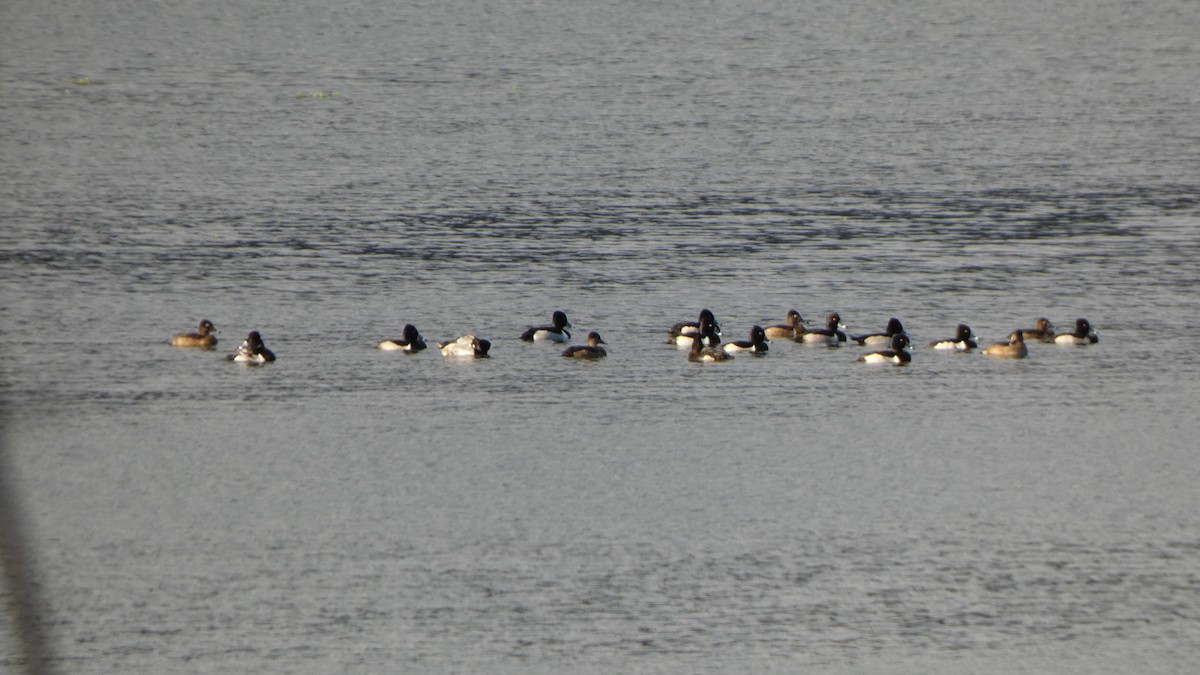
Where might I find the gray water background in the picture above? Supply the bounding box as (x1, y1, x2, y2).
(2, 0, 1199, 672)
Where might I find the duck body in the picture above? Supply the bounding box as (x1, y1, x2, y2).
(929, 324, 978, 351)
(982, 331, 1028, 359)
(688, 323, 731, 362)
(851, 318, 907, 347)
(228, 331, 275, 364)
(169, 319, 218, 348)
(796, 315, 846, 346)
(520, 310, 572, 343)
(763, 310, 803, 339)
(669, 309, 721, 348)
(1017, 318, 1056, 343)
(377, 324, 427, 352)
(439, 335, 491, 358)
(857, 334, 911, 365)
(722, 326, 769, 354)
(1054, 318, 1099, 345)
(562, 332, 607, 359)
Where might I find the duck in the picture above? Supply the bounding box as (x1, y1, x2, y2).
(1054, 318, 1099, 345)
(227, 331, 275, 364)
(520, 310, 572, 342)
(439, 335, 492, 358)
(688, 327, 733, 362)
(857, 333, 911, 365)
(377, 323, 427, 352)
(1016, 317, 1056, 343)
(763, 309, 803, 339)
(826, 312, 849, 342)
(982, 330, 1028, 359)
(669, 309, 721, 348)
(722, 325, 769, 354)
(850, 318, 907, 347)
(929, 324, 978, 351)
(562, 332, 607, 359)
(796, 314, 846, 346)
(168, 319, 218, 348)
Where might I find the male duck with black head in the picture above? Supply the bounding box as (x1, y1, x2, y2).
(227, 331, 275, 365)
(796, 314, 846, 346)
(377, 323, 427, 352)
(857, 333, 911, 365)
(521, 310, 572, 343)
(169, 319, 218, 348)
(688, 323, 731, 362)
(439, 335, 492, 358)
(850, 317, 907, 348)
(929, 324, 978, 351)
(1055, 318, 1099, 345)
(562, 332, 607, 359)
(669, 308, 721, 348)
(982, 330, 1027, 359)
(722, 325, 769, 355)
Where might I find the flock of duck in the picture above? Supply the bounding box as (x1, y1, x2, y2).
(167, 310, 1099, 366)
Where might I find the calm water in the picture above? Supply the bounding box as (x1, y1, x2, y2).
(2, 0, 1199, 672)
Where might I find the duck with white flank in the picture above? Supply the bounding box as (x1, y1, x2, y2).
(796, 314, 846, 346)
(929, 324, 978, 351)
(227, 331, 275, 365)
(1054, 318, 1099, 345)
(722, 325, 769, 354)
(850, 317, 907, 347)
(669, 308, 721, 349)
(857, 333, 911, 365)
(377, 324, 427, 352)
(439, 335, 492, 358)
(520, 310, 572, 343)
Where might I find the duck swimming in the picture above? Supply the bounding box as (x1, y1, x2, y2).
(857, 333, 911, 365)
(982, 330, 1028, 359)
(521, 310, 572, 343)
(439, 335, 492, 358)
(169, 319, 218, 348)
(929, 324, 978, 351)
(562, 332, 607, 359)
(377, 324, 427, 352)
(227, 331, 275, 365)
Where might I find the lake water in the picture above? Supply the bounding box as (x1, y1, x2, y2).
(2, 0, 1199, 672)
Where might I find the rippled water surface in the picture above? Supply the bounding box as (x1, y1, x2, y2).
(2, 0, 1199, 672)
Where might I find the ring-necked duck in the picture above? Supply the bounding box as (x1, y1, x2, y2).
(669, 309, 721, 348)
(929, 324, 978, 351)
(857, 333, 911, 365)
(562, 332, 608, 359)
(227, 331, 275, 364)
(689, 327, 733, 362)
(851, 318, 907, 348)
(796, 314, 846, 346)
(826, 313, 849, 342)
(763, 309, 803, 339)
(1054, 318, 1099, 345)
(377, 324, 427, 352)
(439, 335, 491, 358)
(982, 331, 1027, 359)
(169, 319, 218, 348)
(722, 325, 769, 354)
(1016, 318, 1056, 343)
(520, 310, 572, 342)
